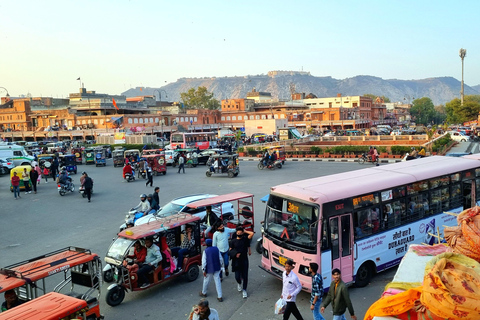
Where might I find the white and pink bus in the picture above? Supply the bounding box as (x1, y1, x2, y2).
(170, 132, 217, 150)
(260, 156, 480, 291)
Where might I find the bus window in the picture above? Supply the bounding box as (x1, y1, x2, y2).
(430, 176, 449, 189)
(341, 215, 351, 257)
(392, 186, 405, 198)
(451, 173, 461, 183)
(407, 181, 428, 195)
(407, 193, 428, 221)
(476, 179, 480, 201)
(354, 208, 379, 238)
(321, 218, 329, 250)
(330, 218, 339, 260)
(451, 184, 462, 208)
(264, 195, 318, 250)
(353, 193, 379, 209)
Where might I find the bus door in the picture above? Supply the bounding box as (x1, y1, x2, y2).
(463, 180, 475, 209)
(329, 214, 354, 283)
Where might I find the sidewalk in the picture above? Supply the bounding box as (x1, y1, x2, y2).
(239, 156, 400, 163)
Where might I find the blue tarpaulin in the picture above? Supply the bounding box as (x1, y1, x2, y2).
(260, 194, 269, 203)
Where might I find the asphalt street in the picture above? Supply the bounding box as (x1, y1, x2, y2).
(0, 142, 472, 319)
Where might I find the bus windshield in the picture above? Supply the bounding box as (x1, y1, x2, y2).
(171, 134, 184, 143)
(264, 195, 318, 249)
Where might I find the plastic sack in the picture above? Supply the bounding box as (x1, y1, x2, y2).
(274, 298, 286, 315)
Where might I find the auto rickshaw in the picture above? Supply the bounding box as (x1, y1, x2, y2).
(72, 147, 84, 164)
(205, 154, 239, 178)
(101, 145, 112, 158)
(95, 147, 107, 166)
(9, 165, 32, 191)
(0, 292, 90, 320)
(0, 246, 103, 319)
(144, 153, 167, 175)
(172, 149, 198, 167)
(113, 148, 125, 167)
(60, 154, 77, 174)
(124, 149, 140, 165)
(37, 153, 54, 172)
(268, 145, 286, 164)
(84, 148, 95, 165)
(103, 213, 202, 306)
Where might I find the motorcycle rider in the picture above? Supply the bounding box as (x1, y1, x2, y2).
(406, 147, 418, 161)
(123, 163, 134, 180)
(368, 146, 376, 162)
(58, 167, 72, 190)
(269, 150, 277, 166)
(262, 149, 269, 166)
(132, 194, 151, 217)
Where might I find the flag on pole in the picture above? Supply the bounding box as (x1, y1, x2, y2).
(112, 98, 119, 110)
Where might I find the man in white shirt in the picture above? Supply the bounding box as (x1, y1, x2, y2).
(281, 259, 304, 320)
(137, 238, 162, 288)
(191, 299, 220, 320)
(212, 222, 236, 278)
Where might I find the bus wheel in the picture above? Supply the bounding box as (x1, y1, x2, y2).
(355, 262, 373, 287)
(106, 286, 125, 306)
(185, 265, 199, 282)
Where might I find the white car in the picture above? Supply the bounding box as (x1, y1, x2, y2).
(448, 131, 470, 142)
(164, 150, 178, 165)
(134, 194, 234, 226)
(0, 158, 15, 174)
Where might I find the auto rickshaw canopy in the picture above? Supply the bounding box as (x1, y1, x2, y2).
(0, 247, 99, 284)
(0, 292, 88, 320)
(142, 149, 163, 156)
(118, 213, 201, 240)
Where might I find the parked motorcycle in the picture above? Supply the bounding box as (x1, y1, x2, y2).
(124, 172, 135, 182)
(358, 152, 379, 166)
(257, 159, 282, 170)
(58, 180, 75, 196)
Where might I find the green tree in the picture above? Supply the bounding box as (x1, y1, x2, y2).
(180, 86, 220, 110)
(445, 95, 480, 124)
(410, 97, 436, 125)
(363, 94, 391, 103)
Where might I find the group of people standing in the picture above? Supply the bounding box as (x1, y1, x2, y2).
(280, 262, 356, 320)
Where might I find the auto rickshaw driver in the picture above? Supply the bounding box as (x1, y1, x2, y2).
(123, 240, 147, 274)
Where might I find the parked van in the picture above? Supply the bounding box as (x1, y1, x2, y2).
(0, 145, 34, 166)
(46, 142, 63, 153)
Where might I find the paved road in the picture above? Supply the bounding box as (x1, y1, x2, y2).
(0, 144, 473, 319)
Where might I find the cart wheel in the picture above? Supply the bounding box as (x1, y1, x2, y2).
(206, 171, 212, 177)
(185, 265, 199, 282)
(106, 286, 125, 306)
(228, 171, 234, 178)
(162, 171, 166, 175)
(103, 269, 114, 283)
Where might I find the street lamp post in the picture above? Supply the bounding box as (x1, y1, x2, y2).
(459, 48, 467, 106)
(153, 89, 167, 136)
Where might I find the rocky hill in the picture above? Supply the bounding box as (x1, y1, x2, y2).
(122, 74, 480, 106)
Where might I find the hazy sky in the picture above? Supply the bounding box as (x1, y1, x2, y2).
(0, 0, 478, 98)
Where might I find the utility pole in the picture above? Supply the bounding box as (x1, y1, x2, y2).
(459, 48, 467, 106)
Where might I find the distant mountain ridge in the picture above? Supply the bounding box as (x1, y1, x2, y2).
(122, 74, 480, 106)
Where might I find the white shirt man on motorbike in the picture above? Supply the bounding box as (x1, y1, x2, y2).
(132, 194, 152, 216)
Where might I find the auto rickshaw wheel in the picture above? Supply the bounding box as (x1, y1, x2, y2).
(106, 286, 125, 306)
(185, 265, 199, 282)
(206, 171, 212, 177)
(162, 171, 166, 175)
(228, 171, 234, 178)
(74, 170, 77, 174)
(193, 164, 197, 167)
(103, 269, 114, 283)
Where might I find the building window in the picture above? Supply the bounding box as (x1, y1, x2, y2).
(221, 116, 225, 121)
(139, 118, 144, 124)
(329, 102, 332, 108)
(128, 118, 132, 124)
(155, 118, 159, 123)
(274, 114, 278, 119)
(150, 118, 154, 123)
(255, 115, 260, 120)
(232, 116, 236, 121)
(267, 115, 272, 119)
(280, 114, 285, 119)
(244, 116, 248, 120)
(250, 115, 254, 120)
(94, 119, 98, 124)
(194, 117, 197, 122)
(180, 117, 184, 122)
(261, 115, 266, 119)
(227, 116, 231, 121)
(134, 118, 138, 124)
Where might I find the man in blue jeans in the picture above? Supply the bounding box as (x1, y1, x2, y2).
(309, 263, 325, 320)
(212, 222, 236, 279)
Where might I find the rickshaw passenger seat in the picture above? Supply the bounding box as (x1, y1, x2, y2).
(86, 296, 98, 305)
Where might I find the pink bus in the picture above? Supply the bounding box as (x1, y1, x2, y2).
(260, 156, 480, 291)
(170, 132, 217, 150)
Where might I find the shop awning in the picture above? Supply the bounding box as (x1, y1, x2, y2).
(110, 116, 124, 122)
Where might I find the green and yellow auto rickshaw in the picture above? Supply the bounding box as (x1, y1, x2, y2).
(84, 147, 95, 165)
